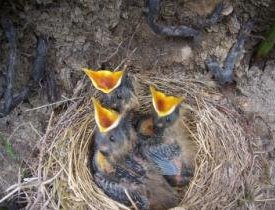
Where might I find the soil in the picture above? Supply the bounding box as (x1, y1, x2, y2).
(0, 0, 275, 209)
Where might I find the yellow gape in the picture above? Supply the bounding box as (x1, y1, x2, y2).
(150, 86, 183, 117)
(92, 98, 121, 133)
(83, 68, 124, 93)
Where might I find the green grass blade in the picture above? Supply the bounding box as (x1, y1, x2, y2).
(0, 133, 17, 160)
(256, 22, 275, 58)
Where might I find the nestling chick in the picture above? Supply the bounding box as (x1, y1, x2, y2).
(91, 98, 179, 210)
(84, 68, 138, 112)
(137, 86, 196, 187)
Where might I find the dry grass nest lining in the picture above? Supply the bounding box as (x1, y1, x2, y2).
(2, 73, 254, 210)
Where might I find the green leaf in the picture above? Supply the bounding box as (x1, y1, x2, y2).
(4, 141, 17, 160)
(256, 22, 275, 58)
(0, 133, 17, 160)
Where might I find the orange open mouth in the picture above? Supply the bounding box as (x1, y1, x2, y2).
(150, 86, 183, 117)
(92, 98, 121, 132)
(83, 68, 124, 93)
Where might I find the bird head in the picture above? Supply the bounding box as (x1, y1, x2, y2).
(84, 68, 136, 111)
(92, 98, 135, 161)
(150, 85, 183, 130)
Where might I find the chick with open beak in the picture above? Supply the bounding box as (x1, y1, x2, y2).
(137, 86, 196, 187)
(84, 68, 138, 112)
(91, 98, 179, 210)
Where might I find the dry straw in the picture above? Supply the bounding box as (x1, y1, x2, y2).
(1, 73, 255, 210)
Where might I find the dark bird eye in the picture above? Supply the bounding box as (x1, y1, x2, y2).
(109, 135, 115, 142)
(166, 116, 171, 123)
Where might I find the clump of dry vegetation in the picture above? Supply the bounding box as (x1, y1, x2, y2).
(0, 72, 257, 210)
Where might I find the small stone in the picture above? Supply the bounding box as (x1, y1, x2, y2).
(180, 46, 193, 61)
(168, 45, 193, 63)
(221, 2, 233, 16)
(228, 16, 241, 34)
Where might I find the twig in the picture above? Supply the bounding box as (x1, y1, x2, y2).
(124, 189, 138, 210)
(115, 48, 137, 71)
(0, 187, 20, 204)
(126, 19, 142, 58)
(29, 112, 54, 210)
(24, 96, 83, 112)
(101, 41, 123, 63)
(7, 122, 38, 143)
(255, 198, 275, 202)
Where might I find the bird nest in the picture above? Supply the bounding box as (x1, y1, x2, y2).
(2, 73, 254, 210)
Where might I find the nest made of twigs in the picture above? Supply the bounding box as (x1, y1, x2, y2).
(1, 73, 255, 210)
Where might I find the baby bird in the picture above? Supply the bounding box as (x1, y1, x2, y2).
(83, 68, 138, 112)
(137, 86, 196, 187)
(91, 98, 179, 210)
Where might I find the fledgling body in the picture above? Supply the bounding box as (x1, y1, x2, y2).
(83, 68, 138, 112)
(91, 99, 179, 210)
(137, 86, 196, 186)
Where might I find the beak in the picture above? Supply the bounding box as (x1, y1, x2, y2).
(150, 85, 183, 117)
(99, 145, 110, 156)
(95, 151, 112, 172)
(92, 98, 121, 133)
(83, 68, 124, 93)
